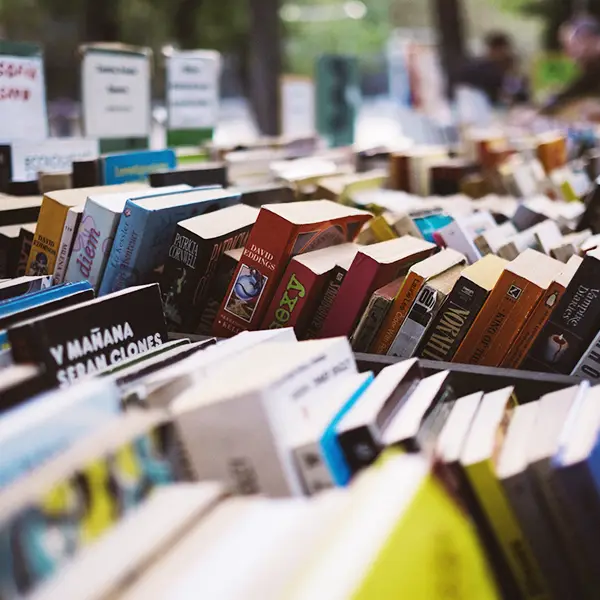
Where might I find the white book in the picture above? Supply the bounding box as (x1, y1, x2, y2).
(474, 221, 517, 256)
(437, 211, 496, 264)
(64, 184, 189, 290)
(171, 337, 357, 497)
(53, 205, 84, 284)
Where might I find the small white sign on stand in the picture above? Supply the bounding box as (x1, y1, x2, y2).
(0, 42, 48, 141)
(81, 45, 151, 139)
(280, 75, 315, 139)
(166, 50, 221, 131)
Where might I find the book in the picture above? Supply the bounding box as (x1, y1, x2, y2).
(0, 222, 35, 278)
(161, 204, 259, 333)
(417, 254, 507, 362)
(64, 185, 185, 291)
(381, 371, 455, 453)
(38, 171, 72, 194)
(497, 221, 562, 261)
(550, 229, 591, 263)
(101, 149, 177, 185)
(453, 249, 563, 367)
(350, 277, 404, 353)
(149, 162, 228, 188)
(99, 187, 239, 295)
(72, 158, 101, 188)
(0, 378, 120, 488)
(473, 221, 517, 256)
(335, 359, 422, 477)
(52, 204, 84, 284)
(320, 236, 437, 340)
(0, 195, 43, 227)
(238, 183, 296, 207)
(502, 255, 583, 369)
(387, 263, 465, 359)
(436, 212, 496, 264)
(460, 386, 550, 599)
(8, 284, 168, 387)
(522, 248, 600, 374)
(15, 223, 36, 277)
(171, 337, 357, 497)
(260, 243, 360, 338)
(0, 276, 52, 302)
(370, 248, 466, 355)
(195, 247, 243, 336)
(25, 184, 144, 276)
(0, 365, 52, 414)
(213, 201, 371, 337)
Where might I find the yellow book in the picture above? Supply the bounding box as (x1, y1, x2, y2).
(286, 454, 499, 600)
(26, 183, 147, 276)
(369, 215, 398, 242)
(460, 387, 551, 600)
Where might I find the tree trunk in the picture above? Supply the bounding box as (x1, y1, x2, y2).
(248, 0, 282, 136)
(83, 0, 120, 42)
(174, 0, 203, 50)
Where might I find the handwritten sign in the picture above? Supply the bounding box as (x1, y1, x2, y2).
(0, 42, 48, 141)
(166, 50, 220, 131)
(81, 47, 151, 139)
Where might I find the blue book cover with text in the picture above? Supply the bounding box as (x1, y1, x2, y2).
(99, 187, 239, 295)
(102, 149, 177, 185)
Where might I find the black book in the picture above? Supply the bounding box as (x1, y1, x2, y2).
(15, 224, 36, 277)
(336, 359, 422, 477)
(0, 276, 51, 302)
(8, 180, 39, 196)
(0, 223, 35, 278)
(0, 364, 55, 414)
(239, 183, 295, 207)
(0, 195, 43, 226)
(161, 204, 258, 332)
(512, 203, 548, 232)
(9, 284, 168, 387)
(523, 248, 600, 374)
(72, 158, 101, 188)
(149, 163, 227, 189)
(0, 144, 10, 193)
(577, 179, 600, 234)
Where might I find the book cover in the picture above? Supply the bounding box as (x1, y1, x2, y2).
(350, 276, 404, 353)
(15, 224, 36, 277)
(52, 205, 84, 284)
(320, 237, 436, 340)
(522, 248, 600, 374)
(417, 255, 507, 362)
(503, 255, 583, 369)
(99, 187, 239, 295)
(572, 329, 600, 381)
(370, 248, 465, 355)
(149, 162, 227, 188)
(0, 223, 35, 278)
(437, 212, 496, 264)
(8, 284, 167, 387)
(454, 250, 563, 367)
(72, 158, 101, 188)
(102, 149, 176, 185)
(238, 183, 296, 208)
(261, 243, 359, 338)
(0, 195, 43, 227)
(161, 204, 258, 333)
(213, 201, 371, 337)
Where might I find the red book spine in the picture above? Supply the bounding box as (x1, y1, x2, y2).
(260, 260, 321, 335)
(319, 253, 380, 338)
(213, 211, 292, 337)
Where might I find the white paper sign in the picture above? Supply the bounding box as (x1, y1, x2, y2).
(166, 51, 220, 130)
(280, 76, 315, 138)
(82, 50, 151, 139)
(0, 53, 48, 141)
(9, 138, 99, 182)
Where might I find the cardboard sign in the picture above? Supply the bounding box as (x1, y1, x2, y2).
(166, 50, 220, 131)
(81, 47, 151, 139)
(0, 42, 48, 141)
(280, 75, 315, 139)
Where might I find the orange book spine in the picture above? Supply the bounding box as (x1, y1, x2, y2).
(501, 280, 566, 369)
(368, 272, 425, 354)
(453, 272, 543, 366)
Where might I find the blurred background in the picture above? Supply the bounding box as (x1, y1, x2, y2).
(0, 0, 593, 144)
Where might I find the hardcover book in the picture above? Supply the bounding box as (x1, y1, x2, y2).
(161, 204, 258, 332)
(522, 248, 600, 374)
(453, 249, 563, 367)
(320, 236, 436, 340)
(99, 187, 239, 295)
(52, 204, 84, 284)
(102, 149, 177, 185)
(8, 284, 168, 387)
(213, 200, 371, 337)
(64, 185, 184, 291)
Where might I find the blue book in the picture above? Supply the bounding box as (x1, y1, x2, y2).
(0, 276, 52, 302)
(0, 281, 92, 315)
(413, 212, 454, 243)
(0, 378, 120, 488)
(319, 372, 374, 487)
(102, 149, 177, 185)
(99, 187, 239, 295)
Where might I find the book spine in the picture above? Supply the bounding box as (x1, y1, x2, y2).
(417, 278, 488, 362)
(350, 294, 392, 352)
(303, 265, 347, 340)
(26, 198, 70, 276)
(294, 442, 335, 496)
(98, 202, 149, 296)
(213, 211, 291, 337)
(53, 208, 82, 284)
(387, 283, 446, 358)
(502, 281, 566, 369)
(260, 261, 319, 333)
(369, 272, 425, 355)
(15, 228, 34, 277)
(453, 273, 541, 367)
(571, 329, 600, 380)
(523, 255, 600, 374)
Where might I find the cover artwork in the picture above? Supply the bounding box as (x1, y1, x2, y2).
(223, 263, 268, 323)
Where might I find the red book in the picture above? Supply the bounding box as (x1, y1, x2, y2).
(319, 236, 436, 339)
(213, 200, 371, 337)
(260, 243, 360, 337)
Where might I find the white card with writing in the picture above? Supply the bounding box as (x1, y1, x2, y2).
(280, 76, 315, 138)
